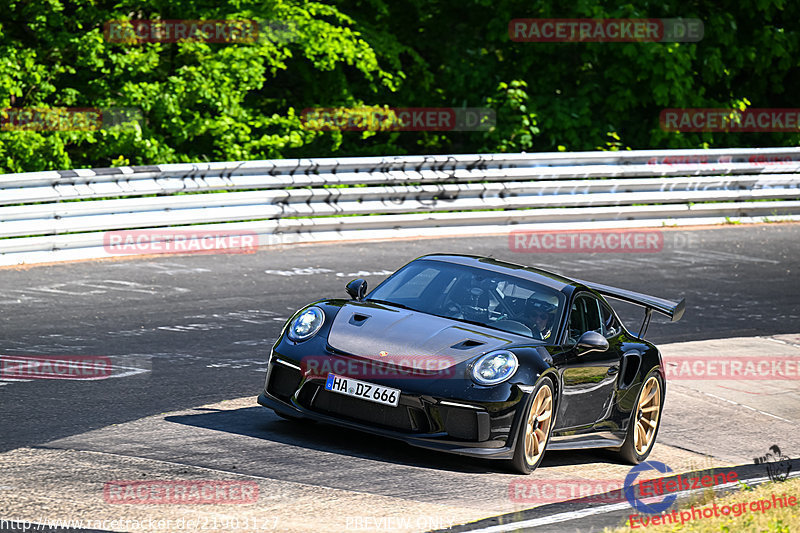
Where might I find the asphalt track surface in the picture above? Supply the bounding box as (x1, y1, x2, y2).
(1, 223, 799, 532)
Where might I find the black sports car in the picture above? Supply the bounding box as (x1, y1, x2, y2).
(258, 254, 684, 473)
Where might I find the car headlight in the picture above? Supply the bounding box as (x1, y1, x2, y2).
(287, 307, 325, 342)
(471, 350, 518, 386)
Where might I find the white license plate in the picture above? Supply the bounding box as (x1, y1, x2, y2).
(324, 373, 400, 407)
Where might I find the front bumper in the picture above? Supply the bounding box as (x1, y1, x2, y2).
(257, 354, 535, 459)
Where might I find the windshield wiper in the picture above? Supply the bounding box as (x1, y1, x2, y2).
(450, 316, 510, 332)
(442, 314, 539, 340)
(365, 299, 415, 311)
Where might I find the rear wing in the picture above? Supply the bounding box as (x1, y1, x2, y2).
(575, 279, 685, 338)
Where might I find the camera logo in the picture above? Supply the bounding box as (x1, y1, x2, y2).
(754, 445, 792, 483)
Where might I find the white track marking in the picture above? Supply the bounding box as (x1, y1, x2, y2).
(264, 267, 334, 276)
(0, 280, 187, 300)
(670, 383, 795, 424)
(78, 280, 170, 294)
(108, 309, 280, 337)
(233, 339, 275, 346)
(336, 270, 394, 277)
(109, 261, 212, 275)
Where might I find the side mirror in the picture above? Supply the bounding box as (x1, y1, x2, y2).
(346, 279, 368, 301)
(576, 331, 609, 355)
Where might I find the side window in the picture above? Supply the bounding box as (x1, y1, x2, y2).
(584, 297, 602, 333)
(567, 300, 584, 342)
(567, 295, 602, 343)
(600, 303, 621, 339)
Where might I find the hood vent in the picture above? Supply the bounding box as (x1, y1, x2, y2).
(451, 339, 486, 350)
(348, 313, 371, 326)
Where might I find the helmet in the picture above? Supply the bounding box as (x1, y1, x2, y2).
(526, 298, 556, 318)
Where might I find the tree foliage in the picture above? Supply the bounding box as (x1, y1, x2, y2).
(0, 0, 798, 172)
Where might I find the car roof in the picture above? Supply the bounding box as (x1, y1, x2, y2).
(415, 254, 580, 293)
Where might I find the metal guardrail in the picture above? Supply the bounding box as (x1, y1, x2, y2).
(2, 147, 800, 266)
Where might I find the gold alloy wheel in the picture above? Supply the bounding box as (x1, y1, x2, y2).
(524, 384, 553, 465)
(634, 376, 662, 455)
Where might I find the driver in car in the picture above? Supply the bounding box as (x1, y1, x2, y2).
(526, 299, 555, 340)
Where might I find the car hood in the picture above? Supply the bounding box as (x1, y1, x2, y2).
(326, 301, 528, 371)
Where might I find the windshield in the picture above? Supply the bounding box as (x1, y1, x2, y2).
(367, 259, 565, 340)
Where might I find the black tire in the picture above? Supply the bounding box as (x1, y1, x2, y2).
(619, 369, 665, 464)
(510, 377, 556, 474)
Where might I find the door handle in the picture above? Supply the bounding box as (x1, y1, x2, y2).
(607, 366, 619, 376)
